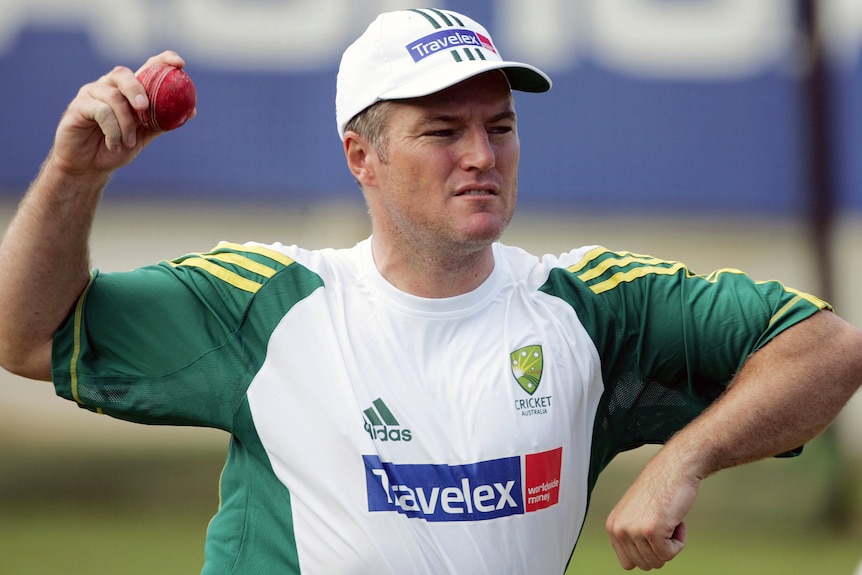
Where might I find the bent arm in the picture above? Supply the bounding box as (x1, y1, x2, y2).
(0, 163, 106, 380)
(0, 51, 189, 380)
(606, 310, 862, 570)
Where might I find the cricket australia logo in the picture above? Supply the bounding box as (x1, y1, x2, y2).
(510, 345, 552, 417)
(511, 345, 543, 395)
(363, 398, 413, 442)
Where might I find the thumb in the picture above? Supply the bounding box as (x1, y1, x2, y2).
(663, 521, 687, 558)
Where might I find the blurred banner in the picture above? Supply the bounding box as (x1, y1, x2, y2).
(0, 0, 859, 214)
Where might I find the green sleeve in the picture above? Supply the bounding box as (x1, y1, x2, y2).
(51, 242, 321, 430)
(540, 247, 831, 484)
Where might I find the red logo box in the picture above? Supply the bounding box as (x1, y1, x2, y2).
(524, 447, 562, 512)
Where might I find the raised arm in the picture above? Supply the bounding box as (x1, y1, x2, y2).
(605, 309, 862, 570)
(0, 51, 191, 381)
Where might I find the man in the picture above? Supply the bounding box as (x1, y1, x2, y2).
(0, 7, 859, 574)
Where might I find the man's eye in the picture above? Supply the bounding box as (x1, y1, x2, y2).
(426, 129, 456, 137)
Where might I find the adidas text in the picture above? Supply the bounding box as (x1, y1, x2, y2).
(364, 423, 412, 442)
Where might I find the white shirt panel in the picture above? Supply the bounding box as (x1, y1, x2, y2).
(247, 239, 605, 574)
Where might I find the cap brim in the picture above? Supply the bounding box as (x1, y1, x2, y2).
(379, 60, 551, 101)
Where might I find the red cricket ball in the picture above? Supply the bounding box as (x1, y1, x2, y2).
(136, 64, 196, 132)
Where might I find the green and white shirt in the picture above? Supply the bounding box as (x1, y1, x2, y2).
(52, 238, 828, 574)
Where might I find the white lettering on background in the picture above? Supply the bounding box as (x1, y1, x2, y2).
(0, 0, 858, 74)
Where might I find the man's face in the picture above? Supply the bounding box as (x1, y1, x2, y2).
(363, 71, 520, 257)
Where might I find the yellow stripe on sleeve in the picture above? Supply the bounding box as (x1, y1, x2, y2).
(171, 258, 263, 293)
(766, 284, 830, 327)
(207, 252, 278, 278)
(703, 268, 746, 282)
(577, 253, 668, 283)
(71, 272, 97, 405)
(565, 248, 686, 295)
(589, 262, 687, 295)
(769, 296, 802, 328)
(566, 246, 610, 274)
(214, 242, 296, 267)
(168, 243, 295, 293)
(780, 284, 830, 310)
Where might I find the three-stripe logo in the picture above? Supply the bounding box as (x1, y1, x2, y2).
(363, 398, 413, 442)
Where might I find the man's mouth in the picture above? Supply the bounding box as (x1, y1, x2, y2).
(456, 189, 496, 196)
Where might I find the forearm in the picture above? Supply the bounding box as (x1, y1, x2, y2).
(606, 310, 862, 570)
(668, 310, 862, 479)
(0, 155, 107, 380)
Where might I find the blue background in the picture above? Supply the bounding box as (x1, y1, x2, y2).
(0, 1, 859, 215)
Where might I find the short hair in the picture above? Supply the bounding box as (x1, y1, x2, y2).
(343, 100, 396, 162)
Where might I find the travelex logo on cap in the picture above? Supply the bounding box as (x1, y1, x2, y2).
(406, 28, 497, 62)
(335, 8, 552, 139)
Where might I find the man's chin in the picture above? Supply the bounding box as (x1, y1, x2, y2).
(458, 220, 509, 247)
(471, 211, 511, 238)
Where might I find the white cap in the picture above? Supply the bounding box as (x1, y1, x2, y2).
(335, 8, 552, 140)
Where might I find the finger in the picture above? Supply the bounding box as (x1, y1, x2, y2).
(608, 535, 637, 570)
(89, 99, 123, 152)
(639, 521, 687, 570)
(612, 540, 666, 571)
(661, 522, 687, 561)
(607, 519, 687, 570)
(636, 538, 665, 570)
(83, 74, 143, 150)
(671, 521, 687, 548)
(134, 50, 186, 75)
(607, 521, 652, 570)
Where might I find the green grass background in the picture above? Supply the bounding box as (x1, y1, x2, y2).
(0, 436, 859, 574)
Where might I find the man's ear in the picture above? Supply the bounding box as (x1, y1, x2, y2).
(344, 131, 378, 187)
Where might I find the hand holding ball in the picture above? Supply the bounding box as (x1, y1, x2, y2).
(136, 64, 196, 132)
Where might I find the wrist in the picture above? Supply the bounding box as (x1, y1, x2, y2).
(656, 426, 722, 483)
(38, 152, 111, 204)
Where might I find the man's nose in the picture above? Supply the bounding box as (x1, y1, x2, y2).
(460, 128, 496, 172)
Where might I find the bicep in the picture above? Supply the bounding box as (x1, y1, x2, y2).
(734, 310, 862, 405)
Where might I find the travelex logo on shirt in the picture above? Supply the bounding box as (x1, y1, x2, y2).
(364, 447, 562, 522)
(406, 29, 496, 63)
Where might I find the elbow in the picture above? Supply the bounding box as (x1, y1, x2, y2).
(831, 316, 862, 398)
(0, 340, 53, 381)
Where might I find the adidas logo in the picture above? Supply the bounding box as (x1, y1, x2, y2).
(363, 398, 413, 442)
